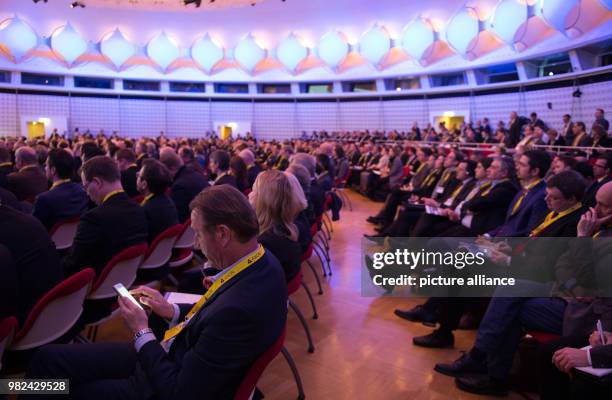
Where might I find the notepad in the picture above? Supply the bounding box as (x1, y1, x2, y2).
(165, 292, 202, 305)
(575, 346, 612, 377)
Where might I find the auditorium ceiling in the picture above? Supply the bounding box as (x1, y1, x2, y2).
(0, 0, 610, 81)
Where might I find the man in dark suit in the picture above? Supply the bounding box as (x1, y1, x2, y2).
(7, 146, 48, 203)
(27, 185, 288, 400)
(444, 170, 587, 396)
(32, 149, 89, 230)
(0, 244, 18, 320)
(63, 156, 147, 276)
(239, 148, 262, 189)
(0, 185, 22, 211)
(507, 111, 524, 148)
(210, 150, 238, 188)
(0, 204, 63, 325)
(137, 159, 179, 243)
(584, 153, 612, 207)
(0, 147, 13, 189)
(115, 149, 140, 198)
(161, 148, 209, 223)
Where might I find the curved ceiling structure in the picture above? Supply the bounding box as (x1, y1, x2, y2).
(0, 0, 610, 81)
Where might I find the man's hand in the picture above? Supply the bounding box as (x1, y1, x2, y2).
(577, 208, 612, 237)
(552, 348, 590, 373)
(130, 286, 174, 320)
(488, 249, 511, 266)
(422, 198, 440, 207)
(589, 330, 612, 347)
(118, 295, 149, 335)
(447, 210, 460, 221)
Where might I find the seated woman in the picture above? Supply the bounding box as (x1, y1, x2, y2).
(137, 159, 179, 243)
(316, 153, 334, 192)
(249, 169, 307, 282)
(230, 155, 250, 193)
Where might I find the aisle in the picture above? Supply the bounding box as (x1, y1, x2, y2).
(258, 190, 523, 400)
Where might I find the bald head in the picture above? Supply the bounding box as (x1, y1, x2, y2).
(595, 181, 612, 221)
(15, 146, 38, 169)
(238, 149, 255, 166)
(159, 147, 183, 176)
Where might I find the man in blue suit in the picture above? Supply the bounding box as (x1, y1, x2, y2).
(27, 185, 288, 400)
(488, 150, 551, 238)
(32, 149, 89, 231)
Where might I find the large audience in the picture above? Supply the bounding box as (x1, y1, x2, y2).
(0, 107, 611, 399)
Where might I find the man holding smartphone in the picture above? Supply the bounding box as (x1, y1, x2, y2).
(26, 185, 288, 400)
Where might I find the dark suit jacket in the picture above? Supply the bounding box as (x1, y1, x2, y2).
(32, 182, 89, 230)
(0, 205, 63, 324)
(171, 166, 209, 222)
(259, 227, 302, 282)
(584, 176, 612, 208)
(143, 194, 179, 243)
(309, 179, 326, 220)
(490, 180, 548, 237)
(0, 186, 22, 211)
(214, 173, 238, 189)
(465, 180, 518, 235)
(121, 165, 140, 198)
(0, 244, 18, 320)
(247, 164, 263, 188)
(63, 191, 147, 276)
(0, 163, 13, 189)
(508, 119, 524, 148)
(134, 250, 287, 400)
(7, 165, 48, 203)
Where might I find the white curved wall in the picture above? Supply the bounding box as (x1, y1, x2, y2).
(1, 76, 610, 138)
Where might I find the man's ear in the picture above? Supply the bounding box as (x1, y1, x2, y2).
(215, 224, 232, 247)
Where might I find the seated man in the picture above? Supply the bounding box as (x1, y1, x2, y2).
(7, 146, 48, 203)
(137, 159, 179, 243)
(161, 147, 209, 223)
(32, 148, 89, 230)
(115, 148, 140, 198)
(210, 150, 238, 188)
(437, 172, 591, 396)
(0, 203, 62, 325)
(238, 148, 262, 189)
(0, 146, 13, 188)
(27, 185, 288, 400)
(63, 156, 147, 276)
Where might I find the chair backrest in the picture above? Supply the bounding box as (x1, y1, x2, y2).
(287, 270, 303, 296)
(88, 243, 148, 300)
(140, 224, 183, 270)
(173, 219, 195, 249)
(0, 316, 18, 371)
(49, 216, 81, 250)
(234, 326, 287, 400)
(10, 268, 95, 351)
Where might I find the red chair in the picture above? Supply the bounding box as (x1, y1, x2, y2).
(301, 243, 323, 294)
(89, 243, 148, 300)
(287, 271, 317, 354)
(333, 169, 353, 211)
(526, 330, 561, 344)
(234, 327, 286, 400)
(137, 225, 183, 285)
(9, 269, 96, 351)
(0, 316, 18, 371)
(169, 219, 195, 269)
(49, 216, 81, 250)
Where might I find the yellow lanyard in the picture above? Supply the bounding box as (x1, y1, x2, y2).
(449, 183, 464, 200)
(50, 179, 71, 190)
(529, 203, 582, 237)
(593, 231, 601, 238)
(162, 245, 266, 343)
(0, 162, 12, 167)
(415, 163, 425, 174)
(511, 179, 541, 216)
(128, 163, 138, 169)
(572, 133, 584, 147)
(423, 171, 439, 186)
(102, 189, 124, 205)
(439, 170, 452, 186)
(479, 181, 494, 197)
(19, 165, 38, 173)
(140, 193, 154, 206)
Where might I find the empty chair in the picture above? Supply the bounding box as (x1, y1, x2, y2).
(49, 216, 80, 250)
(9, 268, 95, 351)
(137, 224, 183, 284)
(169, 219, 195, 269)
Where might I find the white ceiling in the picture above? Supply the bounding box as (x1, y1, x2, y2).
(83, 0, 265, 12)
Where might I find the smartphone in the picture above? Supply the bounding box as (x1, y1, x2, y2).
(113, 283, 144, 310)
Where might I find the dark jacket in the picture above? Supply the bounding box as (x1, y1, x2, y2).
(0, 244, 19, 320)
(0, 205, 63, 324)
(259, 228, 302, 282)
(121, 165, 140, 198)
(142, 193, 180, 243)
(247, 164, 263, 188)
(490, 180, 548, 237)
(584, 176, 612, 208)
(134, 250, 287, 400)
(214, 173, 238, 189)
(0, 162, 13, 189)
(63, 191, 148, 276)
(464, 180, 518, 235)
(7, 165, 48, 203)
(32, 181, 89, 230)
(0, 186, 22, 211)
(171, 166, 210, 223)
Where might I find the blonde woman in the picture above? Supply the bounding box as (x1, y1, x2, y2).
(249, 170, 307, 282)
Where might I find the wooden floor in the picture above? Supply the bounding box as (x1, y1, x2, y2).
(97, 191, 524, 400)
